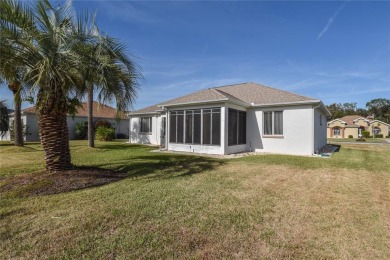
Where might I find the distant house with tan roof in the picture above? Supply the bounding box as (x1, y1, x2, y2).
(1, 102, 129, 141)
(128, 82, 331, 156)
(327, 115, 389, 138)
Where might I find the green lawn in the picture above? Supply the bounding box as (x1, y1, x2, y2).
(1, 140, 390, 259)
(328, 138, 389, 143)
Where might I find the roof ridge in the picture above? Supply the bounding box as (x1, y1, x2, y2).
(210, 82, 251, 89)
(214, 88, 247, 104)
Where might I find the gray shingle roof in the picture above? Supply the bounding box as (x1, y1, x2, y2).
(130, 82, 318, 114)
(129, 104, 161, 114)
(215, 82, 315, 105)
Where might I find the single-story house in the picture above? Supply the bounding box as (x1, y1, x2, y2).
(128, 82, 331, 156)
(327, 115, 390, 138)
(0, 101, 129, 141)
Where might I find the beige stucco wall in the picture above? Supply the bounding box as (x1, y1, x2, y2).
(327, 121, 345, 138)
(367, 122, 388, 136)
(344, 128, 358, 138)
(354, 119, 369, 127)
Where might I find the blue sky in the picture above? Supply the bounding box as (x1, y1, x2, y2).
(1, 0, 389, 110)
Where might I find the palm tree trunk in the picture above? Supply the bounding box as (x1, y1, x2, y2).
(87, 86, 94, 147)
(38, 86, 72, 172)
(9, 82, 23, 146)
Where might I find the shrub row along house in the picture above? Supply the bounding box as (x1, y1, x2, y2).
(327, 115, 390, 138)
(128, 82, 331, 155)
(0, 102, 128, 141)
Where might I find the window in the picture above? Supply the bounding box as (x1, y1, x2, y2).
(228, 109, 246, 146)
(333, 127, 340, 136)
(170, 108, 220, 145)
(140, 117, 152, 133)
(373, 127, 381, 135)
(263, 111, 283, 136)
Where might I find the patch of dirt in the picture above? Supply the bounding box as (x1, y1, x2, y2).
(0, 167, 127, 197)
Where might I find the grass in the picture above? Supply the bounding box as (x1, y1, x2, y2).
(1, 140, 390, 258)
(328, 138, 389, 143)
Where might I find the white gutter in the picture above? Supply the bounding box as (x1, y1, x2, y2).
(251, 99, 321, 108)
(157, 98, 250, 108)
(126, 110, 165, 116)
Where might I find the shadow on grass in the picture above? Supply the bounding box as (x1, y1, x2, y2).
(95, 153, 226, 180)
(0, 166, 127, 198)
(0, 150, 225, 197)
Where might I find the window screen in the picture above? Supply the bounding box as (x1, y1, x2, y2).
(169, 112, 177, 142)
(203, 110, 211, 145)
(264, 112, 272, 135)
(185, 111, 193, 143)
(228, 109, 246, 146)
(212, 110, 221, 145)
(177, 111, 184, 143)
(193, 111, 201, 144)
(238, 111, 246, 144)
(274, 111, 283, 135)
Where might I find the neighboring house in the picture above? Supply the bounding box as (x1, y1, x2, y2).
(327, 115, 390, 138)
(128, 82, 331, 156)
(0, 102, 129, 141)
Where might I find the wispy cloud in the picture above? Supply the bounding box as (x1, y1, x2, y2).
(100, 1, 159, 24)
(317, 1, 350, 41)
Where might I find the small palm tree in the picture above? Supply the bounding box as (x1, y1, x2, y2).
(0, 23, 27, 146)
(74, 18, 139, 147)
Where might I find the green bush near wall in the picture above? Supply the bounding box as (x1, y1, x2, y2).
(362, 131, 370, 138)
(95, 126, 115, 141)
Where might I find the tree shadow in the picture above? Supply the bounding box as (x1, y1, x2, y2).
(0, 166, 127, 198)
(95, 153, 226, 180)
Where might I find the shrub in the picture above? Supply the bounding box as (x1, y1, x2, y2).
(94, 120, 112, 130)
(373, 134, 383, 138)
(348, 135, 353, 138)
(356, 138, 366, 142)
(95, 126, 115, 141)
(362, 131, 370, 138)
(75, 121, 87, 140)
(9, 123, 31, 140)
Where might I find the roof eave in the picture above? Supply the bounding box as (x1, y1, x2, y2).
(251, 99, 321, 108)
(369, 120, 390, 126)
(127, 110, 165, 116)
(158, 99, 229, 108)
(158, 98, 250, 109)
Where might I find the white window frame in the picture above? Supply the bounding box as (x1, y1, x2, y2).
(333, 128, 341, 136)
(263, 110, 284, 137)
(140, 117, 152, 134)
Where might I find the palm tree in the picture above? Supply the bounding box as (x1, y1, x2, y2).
(0, 0, 140, 171)
(74, 20, 139, 148)
(0, 24, 26, 146)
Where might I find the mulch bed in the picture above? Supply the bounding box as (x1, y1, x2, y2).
(0, 167, 127, 197)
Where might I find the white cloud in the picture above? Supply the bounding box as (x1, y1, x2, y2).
(317, 1, 350, 41)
